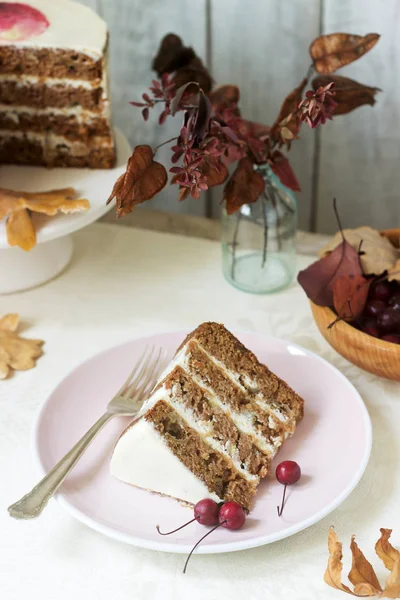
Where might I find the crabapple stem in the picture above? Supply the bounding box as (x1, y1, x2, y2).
(183, 521, 227, 573)
(156, 517, 197, 536)
(277, 484, 287, 517)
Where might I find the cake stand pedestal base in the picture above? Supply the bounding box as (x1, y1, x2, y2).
(0, 235, 73, 294)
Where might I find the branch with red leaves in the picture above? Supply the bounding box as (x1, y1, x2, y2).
(108, 32, 380, 218)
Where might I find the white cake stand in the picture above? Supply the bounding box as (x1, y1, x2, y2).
(0, 128, 131, 294)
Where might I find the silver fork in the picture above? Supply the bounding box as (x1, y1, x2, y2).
(8, 346, 167, 520)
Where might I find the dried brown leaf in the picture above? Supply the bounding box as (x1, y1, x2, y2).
(269, 151, 301, 192)
(298, 239, 362, 306)
(152, 33, 196, 76)
(0, 314, 44, 380)
(320, 227, 400, 275)
(271, 77, 307, 145)
(224, 158, 265, 215)
(381, 557, 400, 598)
(348, 536, 382, 595)
(324, 527, 355, 595)
(172, 56, 213, 94)
(310, 33, 380, 74)
(376, 529, 400, 572)
(6, 209, 36, 252)
(312, 75, 380, 115)
(108, 145, 168, 217)
(333, 274, 371, 320)
(209, 84, 240, 109)
(200, 159, 228, 187)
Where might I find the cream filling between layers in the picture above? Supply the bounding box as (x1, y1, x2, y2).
(0, 70, 109, 103)
(111, 418, 221, 506)
(0, 104, 110, 122)
(0, 73, 100, 89)
(0, 129, 114, 150)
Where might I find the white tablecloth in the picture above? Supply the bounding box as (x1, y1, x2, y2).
(1, 223, 399, 600)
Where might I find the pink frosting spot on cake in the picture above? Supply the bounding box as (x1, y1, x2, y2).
(0, 2, 49, 42)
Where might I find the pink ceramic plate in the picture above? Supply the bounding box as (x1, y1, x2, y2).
(34, 331, 372, 554)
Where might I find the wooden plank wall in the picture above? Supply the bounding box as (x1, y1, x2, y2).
(81, 0, 400, 233)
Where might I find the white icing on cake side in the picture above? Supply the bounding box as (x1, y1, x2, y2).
(0, 0, 107, 58)
(110, 418, 220, 505)
(0, 103, 110, 121)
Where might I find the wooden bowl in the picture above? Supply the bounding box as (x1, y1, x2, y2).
(310, 228, 400, 381)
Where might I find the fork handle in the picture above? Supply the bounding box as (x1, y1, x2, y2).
(8, 412, 113, 520)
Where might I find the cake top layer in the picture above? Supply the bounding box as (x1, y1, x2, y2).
(0, 0, 107, 58)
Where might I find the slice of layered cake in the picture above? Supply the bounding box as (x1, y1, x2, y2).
(111, 323, 304, 510)
(0, 0, 115, 168)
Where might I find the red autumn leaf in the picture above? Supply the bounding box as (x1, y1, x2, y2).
(200, 159, 228, 187)
(269, 151, 301, 192)
(107, 145, 167, 217)
(224, 158, 265, 215)
(309, 33, 380, 74)
(297, 240, 363, 306)
(270, 77, 308, 143)
(209, 84, 240, 109)
(332, 274, 372, 320)
(152, 33, 196, 76)
(312, 75, 381, 115)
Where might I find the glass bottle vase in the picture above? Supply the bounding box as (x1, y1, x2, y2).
(221, 164, 297, 294)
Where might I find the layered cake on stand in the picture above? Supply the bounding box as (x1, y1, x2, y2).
(0, 1, 130, 293)
(111, 323, 304, 510)
(0, 0, 115, 168)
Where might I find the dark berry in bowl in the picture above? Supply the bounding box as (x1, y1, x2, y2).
(377, 308, 400, 332)
(365, 299, 387, 317)
(371, 281, 392, 302)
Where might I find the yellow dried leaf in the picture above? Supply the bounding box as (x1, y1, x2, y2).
(381, 557, 400, 599)
(376, 530, 400, 573)
(0, 187, 89, 250)
(0, 314, 44, 380)
(0, 190, 25, 219)
(6, 209, 36, 251)
(324, 527, 355, 595)
(388, 260, 400, 283)
(0, 313, 19, 332)
(320, 227, 400, 275)
(348, 536, 382, 595)
(23, 191, 90, 216)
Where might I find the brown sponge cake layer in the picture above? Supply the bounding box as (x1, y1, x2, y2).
(0, 111, 112, 142)
(181, 322, 304, 424)
(145, 399, 258, 510)
(0, 136, 115, 169)
(0, 81, 104, 111)
(0, 46, 104, 80)
(163, 366, 270, 477)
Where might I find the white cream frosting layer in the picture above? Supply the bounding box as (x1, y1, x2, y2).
(0, 0, 107, 59)
(110, 418, 220, 505)
(0, 103, 109, 122)
(0, 73, 99, 89)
